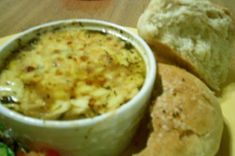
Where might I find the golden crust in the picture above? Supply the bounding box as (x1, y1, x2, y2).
(134, 63, 223, 156)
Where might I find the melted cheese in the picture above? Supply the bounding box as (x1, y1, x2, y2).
(0, 29, 146, 120)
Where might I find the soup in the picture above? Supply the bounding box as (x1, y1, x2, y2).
(0, 29, 146, 120)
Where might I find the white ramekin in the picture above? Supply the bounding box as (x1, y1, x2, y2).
(0, 19, 156, 156)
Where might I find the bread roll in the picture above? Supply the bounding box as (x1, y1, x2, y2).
(137, 0, 235, 91)
(134, 63, 223, 156)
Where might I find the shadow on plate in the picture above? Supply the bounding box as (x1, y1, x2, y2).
(216, 121, 231, 156)
(121, 108, 151, 156)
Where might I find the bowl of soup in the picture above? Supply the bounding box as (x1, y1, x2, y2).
(0, 19, 156, 156)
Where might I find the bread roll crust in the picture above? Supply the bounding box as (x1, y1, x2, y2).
(137, 0, 235, 91)
(135, 63, 223, 156)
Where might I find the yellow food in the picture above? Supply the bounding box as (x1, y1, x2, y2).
(0, 29, 145, 120)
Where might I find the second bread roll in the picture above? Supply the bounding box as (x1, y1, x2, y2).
(137, 0, 235, 91)
(135, 63, 223, 156)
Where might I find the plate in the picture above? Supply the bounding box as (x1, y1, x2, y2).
(0, 28, 234, 156)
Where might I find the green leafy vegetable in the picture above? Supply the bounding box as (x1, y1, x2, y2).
(0, 142, 15, 156)
(0, 123, 28, 155)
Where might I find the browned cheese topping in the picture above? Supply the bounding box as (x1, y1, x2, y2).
(0, 29, 146, 120)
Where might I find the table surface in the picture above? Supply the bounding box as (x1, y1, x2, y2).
(0, 0, 235, 38)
